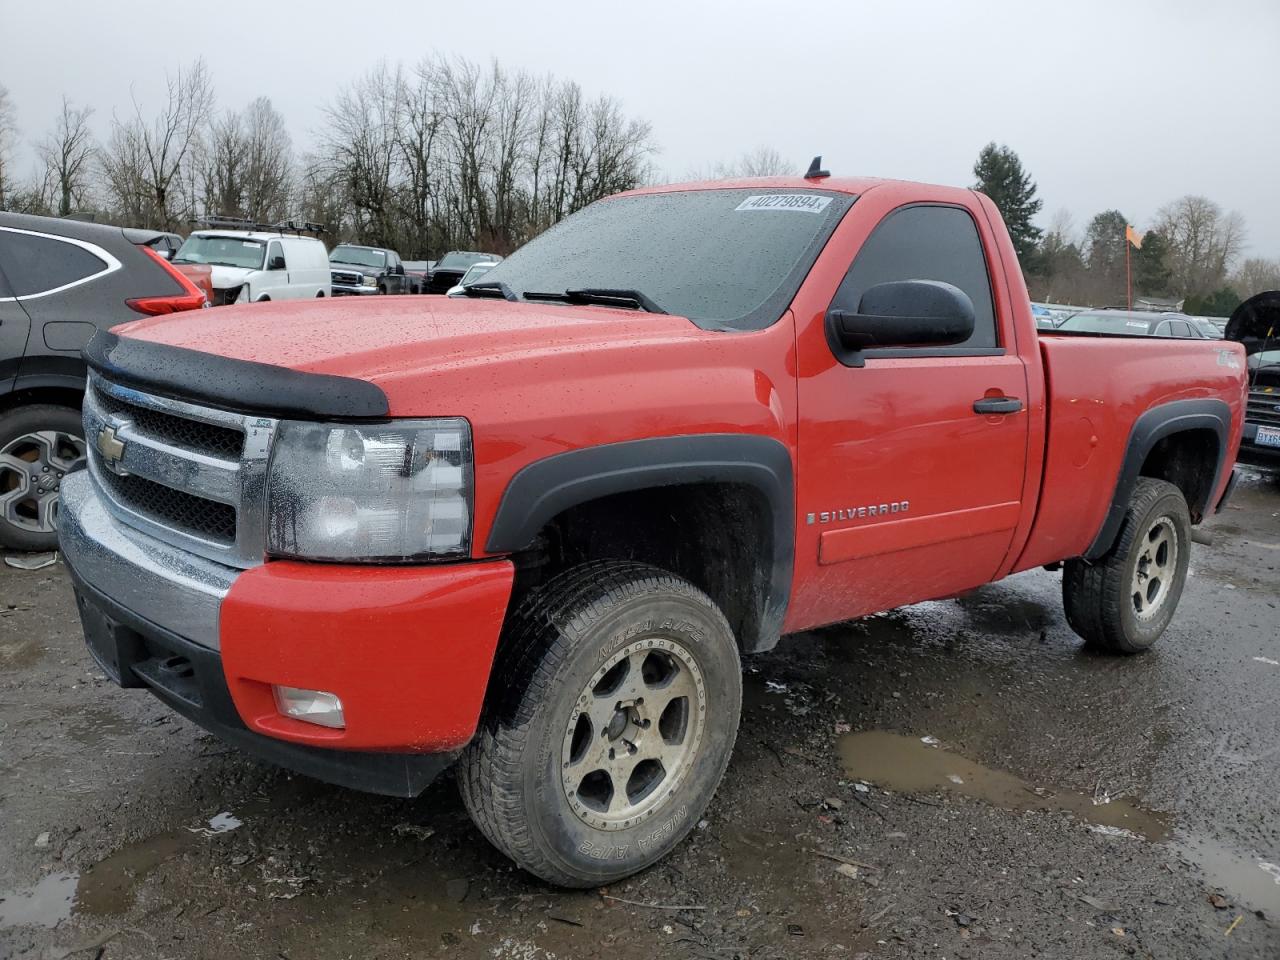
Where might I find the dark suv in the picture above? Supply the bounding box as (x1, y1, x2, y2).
(328, 244, 411, 296)
(0, 212, 206, 550)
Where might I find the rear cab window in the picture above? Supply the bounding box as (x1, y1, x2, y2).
(0, 228, 112, 298)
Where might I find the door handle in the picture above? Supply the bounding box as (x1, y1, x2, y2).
(973, 397, 1023, 415)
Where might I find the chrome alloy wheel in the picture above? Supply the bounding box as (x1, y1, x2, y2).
(0, 431, 87, 534)
(1131, 515, 1178, 620)
(561, 637, 707, 831)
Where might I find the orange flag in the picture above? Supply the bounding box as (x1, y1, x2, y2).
(1125, 225, 1143, 249)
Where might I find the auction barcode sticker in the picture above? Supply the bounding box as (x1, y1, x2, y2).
(735, 194, 832, 214)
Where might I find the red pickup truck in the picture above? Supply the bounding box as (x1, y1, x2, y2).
(61, 173, 1245, 887)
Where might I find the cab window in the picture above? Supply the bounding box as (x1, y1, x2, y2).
(830, 205, 999, 350)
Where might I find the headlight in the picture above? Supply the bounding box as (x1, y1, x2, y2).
(361, 274, 377, 287)
(266, 419, 472, 561)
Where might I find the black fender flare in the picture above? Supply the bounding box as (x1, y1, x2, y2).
(485, 434, 795, 650)
(1085, 398, 1232, 559)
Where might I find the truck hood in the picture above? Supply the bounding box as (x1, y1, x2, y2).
(112, 296, 724, 411)
(328, 259, 377, 273)
(1225, 290, 1280, 355)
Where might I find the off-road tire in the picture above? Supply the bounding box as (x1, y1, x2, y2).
(0, 404, 86, 551)
(1063, 478, 1191, 653)
(458, 560, 742, 887)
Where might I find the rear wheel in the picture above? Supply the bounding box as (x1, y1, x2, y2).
(0, 404, 87, 551)
(1063, 478, 1191, 653)
(458, 561, 742, 887)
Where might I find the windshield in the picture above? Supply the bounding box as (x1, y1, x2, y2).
(437, 252, 492, 271)
(479, 188, 853, 329)
(174, 235, 265, 270)
(330, 245, 385, 268)
(1058, 313, 1151, 335)
(461, 262, 496, 285)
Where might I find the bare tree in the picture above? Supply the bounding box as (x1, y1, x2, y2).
(1154, 195, 1247, 298)
(101, 59, 214, 229)
(1232, 257, 1280, 299)
(201, 97, 292, 222)
(37, 97, 96, 216)
(0, 83, 17, 210)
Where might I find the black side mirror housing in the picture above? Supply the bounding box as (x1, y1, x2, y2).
(826, 280, 975, 367)
(268, 255, 287, 271)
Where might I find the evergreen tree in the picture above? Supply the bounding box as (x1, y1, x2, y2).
(1133, 229, 1173, 297)
(972, 142, 1043, 262)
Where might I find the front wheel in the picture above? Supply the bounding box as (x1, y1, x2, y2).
(1063, 478, 1191, 653)
(458, 561, 742, 887)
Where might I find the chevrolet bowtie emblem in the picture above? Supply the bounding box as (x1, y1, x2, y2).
(96, 425, 126, 464)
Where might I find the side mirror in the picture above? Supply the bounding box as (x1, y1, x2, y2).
(394, 263, 405, 276)
(268, 255, 286, 271)
(826, 280, 975, 367)
(158, 247, 175, 260)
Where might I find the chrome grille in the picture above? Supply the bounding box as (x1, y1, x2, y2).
(1246, 390, 1280, 428)
(83, 375, 277, 568)
(93, 386, 244, 459)
(98, 470, 237, 544)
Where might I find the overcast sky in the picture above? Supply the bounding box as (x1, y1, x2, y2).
(4, 0, 1279, 256)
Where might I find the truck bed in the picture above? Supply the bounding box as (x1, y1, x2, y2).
(1012, 334, 1246, 572)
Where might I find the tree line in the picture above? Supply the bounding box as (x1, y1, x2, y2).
(1, 69, 1275, 309)
(973, 142, 1277, 315)
(0, 56, 655, 259)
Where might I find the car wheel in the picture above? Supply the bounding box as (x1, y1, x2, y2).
(458, 560, 742, 887)
(0, 404, 88, 551)
(1063, 478, 1191, 653)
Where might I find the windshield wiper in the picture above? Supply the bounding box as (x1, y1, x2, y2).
(523, 288, 668, 314)
(461, 281, 519, 302)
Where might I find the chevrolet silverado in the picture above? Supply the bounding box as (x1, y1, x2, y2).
(60, 172, 1245, 887)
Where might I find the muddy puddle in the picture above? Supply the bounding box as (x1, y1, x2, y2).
(839, 731, 1280, 916)
(839, 731, 1169, 838)
(0, 814, 242, 931)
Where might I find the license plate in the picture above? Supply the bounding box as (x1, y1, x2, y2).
(1258, 426, 1280, 448)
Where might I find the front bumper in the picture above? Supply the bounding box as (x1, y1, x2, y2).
(58, 470, 515, 795)
(330, 282, 379, 296)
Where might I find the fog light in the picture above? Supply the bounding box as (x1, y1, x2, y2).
(272, 685, 346, 729)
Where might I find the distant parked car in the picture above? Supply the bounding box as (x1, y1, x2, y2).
(402, 260, 433, 294)
(0, 212, 207, 549)
(446, 261, 498, 296)
(426, 250, 503, 294)
(1031, 303, 1056, 330)
(1055, 311, 1210, 338)
(1188, 316, 1227, 339)
(328, 244, 412, 296)
(172, 217, 330, 305)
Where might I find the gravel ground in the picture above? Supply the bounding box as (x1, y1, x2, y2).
(2, 471, 1278, 959)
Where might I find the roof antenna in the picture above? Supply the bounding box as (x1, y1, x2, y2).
(804, 155, 830, 180)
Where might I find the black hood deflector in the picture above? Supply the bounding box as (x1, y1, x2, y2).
(84, 330, 389, 420)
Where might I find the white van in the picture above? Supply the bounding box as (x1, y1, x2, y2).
(172, 221, 332, 305)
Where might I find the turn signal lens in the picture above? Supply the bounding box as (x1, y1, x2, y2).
(272, 685, 346, 729)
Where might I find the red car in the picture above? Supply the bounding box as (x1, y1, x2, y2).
(60, 172, 1245, 887)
